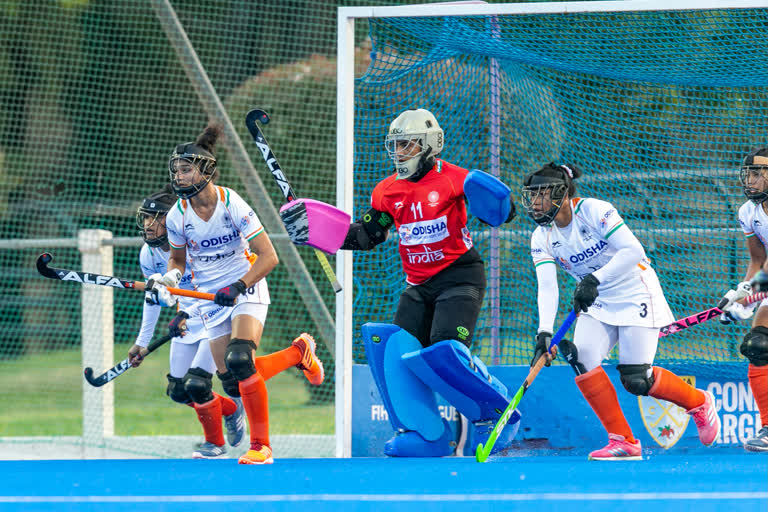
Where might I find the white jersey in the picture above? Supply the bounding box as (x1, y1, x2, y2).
(165, 186, 270, 329)
(738, 199, 768, 247)
(135, 244, 206, 346)
(530, 197, 674, 327)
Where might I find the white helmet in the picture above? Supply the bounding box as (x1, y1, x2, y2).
(385, 108, 444, 179)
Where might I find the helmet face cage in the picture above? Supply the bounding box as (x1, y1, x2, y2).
(385, 133, 427, 178)
(385, 109, 444, 179)
(136, 208, 168, 248)
(739, 165, 768, 204)
(521, 181, 568, 226)
(168, 153, 216, 199)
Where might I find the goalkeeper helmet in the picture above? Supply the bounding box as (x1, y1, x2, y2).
(385, 108, 444, 180)
(740, 147, 768, 205)
(136, 187, 175, 248)
(521, 163, 576, 226)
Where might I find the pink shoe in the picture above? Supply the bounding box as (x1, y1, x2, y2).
(588, 434, 642, 461)
(687, 390, 720, 446)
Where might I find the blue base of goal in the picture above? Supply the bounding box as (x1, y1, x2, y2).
(352, 362, 757, 457)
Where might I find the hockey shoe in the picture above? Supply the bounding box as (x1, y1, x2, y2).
(224, 397, 246, 447)
(238, 443, 274, 465)
(687, 390, 720, 446)
(745, 426, 768, 452)
(588, 434, 642, 461)
(292, 332, 325, 386)
(192, 441, 227, 459)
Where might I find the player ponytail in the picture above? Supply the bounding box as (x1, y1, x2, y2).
(169, 123, 223, 199)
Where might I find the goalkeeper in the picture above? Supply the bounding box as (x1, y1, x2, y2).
(280, 108, 518, 456)
(718, 147, 768, 452)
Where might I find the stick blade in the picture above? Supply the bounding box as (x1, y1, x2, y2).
(36, 253, 58, 279)
(245, 109, 270, 126)
(83, 367, 107, 388)
(475, 443, 489, 462)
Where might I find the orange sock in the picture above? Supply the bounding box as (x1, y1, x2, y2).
(216, 392, 237, 416)
(239, 372, 270, 447)
(575, 366, 636, 443)
(253, 346, 302, 381)
(648, 367, 705, 410)
(748, 364, 768, 426)
(193, 395, 225, 446)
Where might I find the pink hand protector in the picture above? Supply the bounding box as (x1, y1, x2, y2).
(279, 198, 351, 254)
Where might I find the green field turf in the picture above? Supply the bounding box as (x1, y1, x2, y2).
(0, 342, 333, 436)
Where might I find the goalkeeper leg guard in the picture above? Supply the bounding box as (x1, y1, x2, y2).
(401, 339, 520, 455)
(362, 323, 453, 457)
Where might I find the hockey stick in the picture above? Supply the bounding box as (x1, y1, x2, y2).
(658, 291, 768, 337)
(244, 109, 342, 294)
(35, 253, 216, 301)
(475, 310, 578, 462)
(84, 334, 172, 387)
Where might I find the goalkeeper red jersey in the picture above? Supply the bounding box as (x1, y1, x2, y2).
(371, 159, 473, 285)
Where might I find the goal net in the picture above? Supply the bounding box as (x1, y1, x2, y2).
(338, 0, 768, 412)
(0, 1, 347, 459)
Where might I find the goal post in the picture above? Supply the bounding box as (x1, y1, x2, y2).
(337, 0, 768, 456)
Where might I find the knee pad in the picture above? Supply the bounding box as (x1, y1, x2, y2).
(166, 374, 191, 404)
(217, 370, 241, 398)
(225, 338, 257, 381)
(741, 327, 768, 366)
(182, 367, 214, 404)
(617, 363, 654, 396)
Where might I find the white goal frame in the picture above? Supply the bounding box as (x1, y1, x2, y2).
(335, 0, 768, 457)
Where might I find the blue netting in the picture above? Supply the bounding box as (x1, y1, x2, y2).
(351, 9, 768, 378)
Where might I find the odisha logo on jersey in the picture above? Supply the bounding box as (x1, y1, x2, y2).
(200, 230, 239, 248)
(569, 240, 608, 263)
(398, 216, 449, 246)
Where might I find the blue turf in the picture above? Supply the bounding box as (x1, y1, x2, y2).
(0, 452, 765, 512)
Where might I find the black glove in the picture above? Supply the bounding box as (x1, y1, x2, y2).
(573, 273, 600, 313)
(168, 311, 189, 338)
(214, 280, 247, 307)
(530, 331, 553, 367)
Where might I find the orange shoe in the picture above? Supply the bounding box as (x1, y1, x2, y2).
(292, 333, 325, 386)
(238, 443, 273, 465)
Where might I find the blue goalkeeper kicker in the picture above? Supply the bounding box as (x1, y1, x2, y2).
(401, 339, 520, 455)
(463, 169, 512, 227)
(476, 310, 578, 462)
(361, 323, 453, 456)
